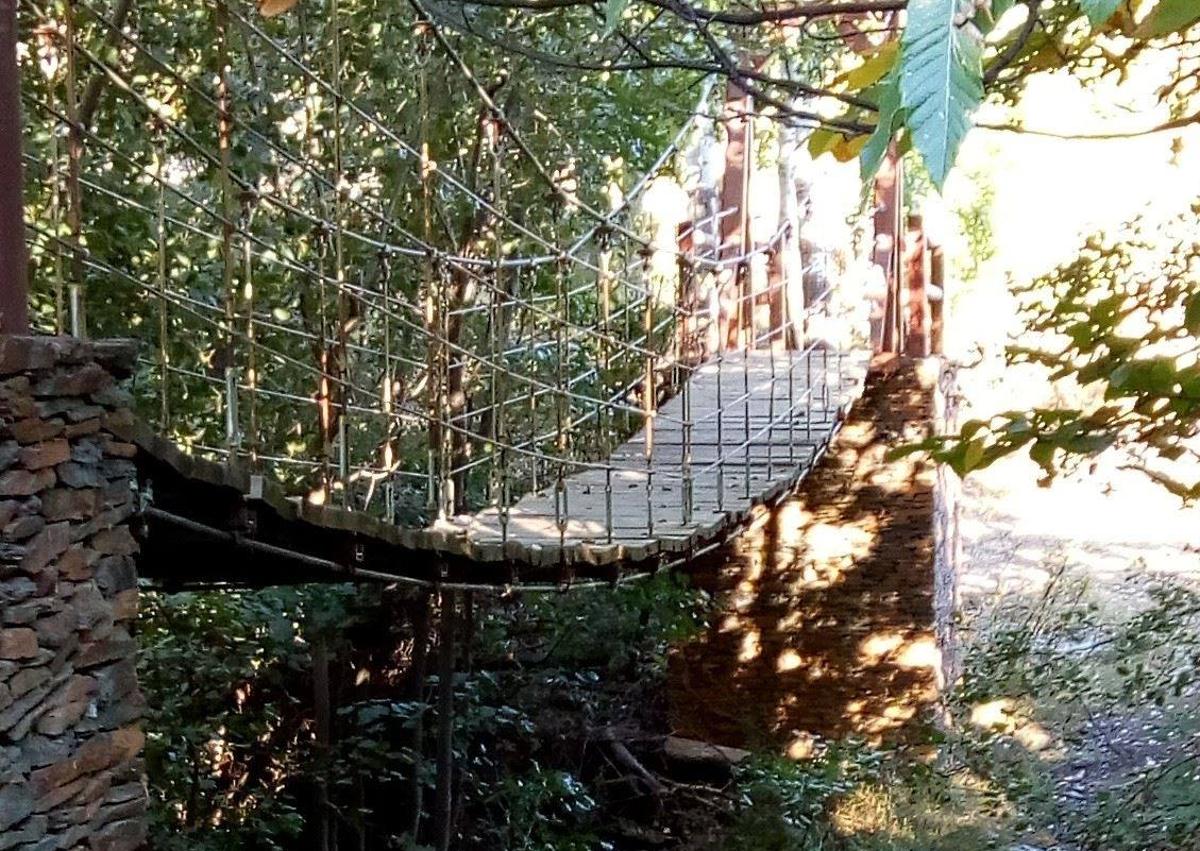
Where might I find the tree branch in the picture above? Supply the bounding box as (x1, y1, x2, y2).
(451, 0, 907, 24)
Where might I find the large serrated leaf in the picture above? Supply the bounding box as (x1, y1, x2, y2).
(1080, 0, 1122, 26)
(900, 0, 985, 188)
(807, 127, 842, 158)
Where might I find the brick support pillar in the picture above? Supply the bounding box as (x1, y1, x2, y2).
(0, 336, 147, 850)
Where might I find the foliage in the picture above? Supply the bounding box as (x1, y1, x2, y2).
(897, 0, 984, 188)
(478, 571, 709, 675)
(484, 765, 600, 851)
(139, 586, 345, 849)
(139, 573, 709, 849)
(723, 750, 863, 850)
(212, 0, 1200, 193)
(897, 208, 1200, 497)
(20, 0, 701, 516)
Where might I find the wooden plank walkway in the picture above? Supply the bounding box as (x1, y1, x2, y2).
(130, 348, 868, 585)
(438, 349, 869, 567)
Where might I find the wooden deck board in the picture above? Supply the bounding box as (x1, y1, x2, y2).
(441, 349, 869, 566)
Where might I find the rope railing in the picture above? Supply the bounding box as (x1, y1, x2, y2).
(18, 0, 861, 554)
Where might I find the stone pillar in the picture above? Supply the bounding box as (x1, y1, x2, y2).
(0, 337, 146, 850)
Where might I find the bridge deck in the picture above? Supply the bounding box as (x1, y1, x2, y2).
(437, 349, 869, 567)
(132, 349, 868, 586)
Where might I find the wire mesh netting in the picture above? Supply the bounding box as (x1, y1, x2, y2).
(18, 0, 857, 552)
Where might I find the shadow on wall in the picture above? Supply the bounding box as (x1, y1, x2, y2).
(668, 363, 940, 752)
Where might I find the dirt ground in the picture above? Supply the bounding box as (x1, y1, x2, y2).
(956, 367, 1200, 850)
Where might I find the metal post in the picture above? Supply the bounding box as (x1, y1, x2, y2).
(716, 344, 725, 512)
(0, 0, 28, 334)
(433, 589, 457, 851)
(805, 344, 813, 444)
(741, 263, 751, 500)
(604, 465, 613, 543)
(643, 251, 655, 538)
(154, 130, 170, 429)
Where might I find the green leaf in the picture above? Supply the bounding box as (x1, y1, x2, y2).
(837, 40, 900, 91)
(807, 127, 842, 158)
(900, 0, 985, 188)
(1137, 0, 1200, 38)
(963, 438, 986, 472)
(603, 0, 629, 35)
(1184, 292, 1200, 334)
(860, 71, 902, 181)
(1079, 0, 1122, 27)
(1029, 440, 1055, 471)
(991, 0, 1017, 18)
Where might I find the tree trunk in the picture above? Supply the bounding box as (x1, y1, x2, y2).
(433, 589, 457, 851)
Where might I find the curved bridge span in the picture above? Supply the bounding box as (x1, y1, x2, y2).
(15, 5, 877, 589)
(130, 347, 867, 589)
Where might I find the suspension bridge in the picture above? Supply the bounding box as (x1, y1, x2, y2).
(0, 5, 957, 849)
(9, 0, 879, 588)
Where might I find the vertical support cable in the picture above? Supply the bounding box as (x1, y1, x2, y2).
(215, 0, 239, 451)
(805, 329, 814, 445)
(553, 250, 569, 549)
(822, 252, 831, 413)
(416, 25, 440, 518)
(766, 253, 776, 481)
(316, 230, 334, 502)
(438, 258, 453, 519)
(740, 260, 751, 500)
(715, 300, 725, 513)
(380, 249, 396, 523)
(62, 0, 85, 337)
(49, 114, 65, 335)
(622, 236, 632, 435)
(524, 267, 539, 494)
(642, 248, 655, 537)
(241, 194, 259, 462)
(596, 228, 612, 458)
(490, 130, 511, 545)
(782, 227, 795, 465)
(330, 0, 352, 508)
(0, 0, 27, 334)
(154, 126, 170, 430)
(767, 243, 782, 479)
(298, 6, 330, 503)
(677, 244, 694, 526)
(487, 144, 502, 507)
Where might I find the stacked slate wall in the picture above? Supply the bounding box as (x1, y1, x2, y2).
(0, 337, 146, 851)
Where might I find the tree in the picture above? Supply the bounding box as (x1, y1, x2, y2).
(394, 0, 1200, 186)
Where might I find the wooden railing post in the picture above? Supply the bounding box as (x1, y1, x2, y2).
(871, 146, 903, 354)
(904, 213, 931, 357)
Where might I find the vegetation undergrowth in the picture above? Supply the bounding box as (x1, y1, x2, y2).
(138, 553, 1200, 851)
(138, 573, 711, 850)
(699, 563, 1200, 851)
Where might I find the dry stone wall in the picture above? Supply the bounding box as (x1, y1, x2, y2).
(0, 337, 146, 851)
